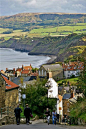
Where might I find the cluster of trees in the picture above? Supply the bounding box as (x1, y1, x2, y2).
(20, 77, 57, 117)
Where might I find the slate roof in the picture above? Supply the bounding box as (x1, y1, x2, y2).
(63, 93, 71, 99)
(42, 64, 63, 71)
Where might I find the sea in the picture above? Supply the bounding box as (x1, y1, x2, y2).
(0, 48, 51, 71)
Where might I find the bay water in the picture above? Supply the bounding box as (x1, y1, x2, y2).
(0, 48, 50, 71)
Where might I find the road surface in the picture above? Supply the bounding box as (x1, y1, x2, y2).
(0, 123, 86, 129)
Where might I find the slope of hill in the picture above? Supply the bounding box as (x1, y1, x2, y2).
(0, 33, 86, 62)
(0, 13, 86, 30)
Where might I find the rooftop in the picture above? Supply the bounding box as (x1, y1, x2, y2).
(42, 64, 63, 71)
(2, 75, 19, 90)
(63, 93, 71, 99)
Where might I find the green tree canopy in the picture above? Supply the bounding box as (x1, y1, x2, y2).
(21, 77, 57, 117)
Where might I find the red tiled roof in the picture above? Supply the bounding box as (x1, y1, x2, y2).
(21, 70, 30, 74)
(63, 62, 84, 71)
(31, 72, 38, 76)
(2, 75, 19, 90)
(24, 66, 32, 70)
(16, 68, 22, 72)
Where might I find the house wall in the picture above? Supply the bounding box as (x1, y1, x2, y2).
(52, 70, 63, 80)
(38, 66, 63, 80)
(59, 100, 63, 117)
(0, 75, 5, 110)
(21, 73, 28, 76)
(63, 99, 70, 116)
(0, 73, 19, 115)
(48, 78, 58, 98)
(64, 70, 80, 78)
(5, 89, 19, 108)
(38, 66, 47, 77)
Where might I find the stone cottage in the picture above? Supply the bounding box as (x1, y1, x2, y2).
(0, 73, 19, 115)
(38, 64, 63, 81)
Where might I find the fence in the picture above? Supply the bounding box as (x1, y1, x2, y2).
(0, 106, 14, 118)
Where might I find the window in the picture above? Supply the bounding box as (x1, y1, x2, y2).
(42, 70, 43, 75)
(39, 71, 40, 76)
(45, 71, 46, 76)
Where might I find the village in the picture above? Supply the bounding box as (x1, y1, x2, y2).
(0, 60, 84, 125)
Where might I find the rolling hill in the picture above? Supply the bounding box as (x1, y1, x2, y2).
(0, 13, 86, 30)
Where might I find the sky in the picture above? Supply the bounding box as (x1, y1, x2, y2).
(0, 0, 86, 16)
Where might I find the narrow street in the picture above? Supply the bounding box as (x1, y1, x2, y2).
(0, 122, 86, 129)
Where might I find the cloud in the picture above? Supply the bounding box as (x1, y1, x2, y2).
(0, 0, 86, 16)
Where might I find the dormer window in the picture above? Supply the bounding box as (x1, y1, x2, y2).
(6, 83, 8, 86)
(6, 83, 11, 87)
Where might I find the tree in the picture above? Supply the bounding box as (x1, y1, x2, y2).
(21, 77, 57, 117)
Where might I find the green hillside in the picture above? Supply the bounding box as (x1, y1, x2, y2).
(0, 13, 86, 38)
(0, 33, 86, 62)
(0, 13, 86, 29)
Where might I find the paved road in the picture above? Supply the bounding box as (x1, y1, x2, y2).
(0, 123, 86, 129)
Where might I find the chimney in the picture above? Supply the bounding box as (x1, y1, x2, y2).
(6, 68, 8, 71)
(22, 65, 24, 70)
(13, 68, 15, 71)
(47, 72, 52, 79)
(70, 89, 75, 98)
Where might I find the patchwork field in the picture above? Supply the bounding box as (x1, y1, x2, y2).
(0, 23, 86, 39)
(29, 23, 86, 36)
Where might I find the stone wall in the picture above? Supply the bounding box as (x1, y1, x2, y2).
(0, 73, 19, 115)
(52, 70, 63, 81)
(0, 74, 5, 111)
(38, 66, 63, 81)
(63, 99, 70, 116)
(5, 89, 19, 115)
(0, 115, 16, 126)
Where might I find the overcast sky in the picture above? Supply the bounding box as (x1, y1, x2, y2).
(0, 0, 86, 16)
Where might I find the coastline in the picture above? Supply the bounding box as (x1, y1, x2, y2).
(0, 48, 57, 71)
(45, 55, 57, 64)
(0, 47, 57, 65)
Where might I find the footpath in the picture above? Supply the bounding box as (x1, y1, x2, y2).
(0, 119, 86, 129)
(31, 119, 86, 129)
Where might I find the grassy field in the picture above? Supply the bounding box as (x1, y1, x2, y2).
(30, 25, 86, 36)
(0, 23, 86, 39)
(0, 28, 28, 38)
(57, 77, 79, 86)
(0, 28, 9, 34)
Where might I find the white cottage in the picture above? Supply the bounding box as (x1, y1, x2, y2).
(63, 62, 84, 78)
(45, 72, 63, 117)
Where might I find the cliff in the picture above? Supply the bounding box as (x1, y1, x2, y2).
(0, 33, 86, 62)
